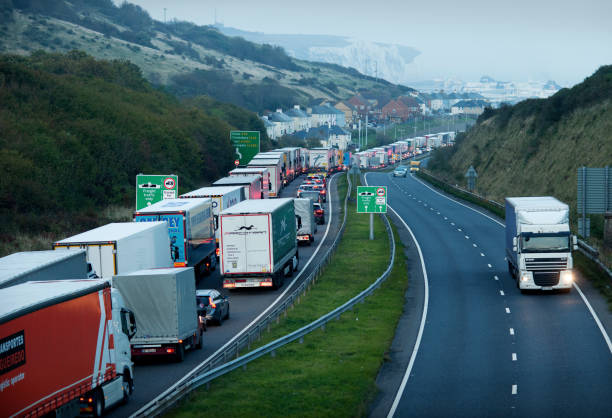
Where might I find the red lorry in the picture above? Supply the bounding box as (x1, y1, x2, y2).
(0, 280, 136, 417)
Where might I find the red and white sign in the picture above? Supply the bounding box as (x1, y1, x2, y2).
(163, 177, 176, 190)
(376, 187, 386, 197)
(234, 159, 240, 166)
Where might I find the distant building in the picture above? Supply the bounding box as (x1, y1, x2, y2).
(334, 101, 355, 126)
(267, 109, 294, 136)
(285, 105, 311, 132)
(451, 100, 489, 115)
(310, 105, 337, 128)
(381, 99, 411, 122)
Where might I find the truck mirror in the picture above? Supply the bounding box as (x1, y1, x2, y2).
(572, 235, 577, 245)
(214, 215, 219, 230)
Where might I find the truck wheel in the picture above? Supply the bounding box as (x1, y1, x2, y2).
(175, 344, 185, 362)
(93, 389, 104, 417)
(122, 373, 133, 404)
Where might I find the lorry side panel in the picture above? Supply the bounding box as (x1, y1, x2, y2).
(272, 201, 297, 268)
(0, 251, 88, 290)
(0, 288, 114, 417)
(117, 223, 172, 272)
(505, 200, 517, 261)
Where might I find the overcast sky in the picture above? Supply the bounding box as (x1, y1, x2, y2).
(127, 0, 612, 86)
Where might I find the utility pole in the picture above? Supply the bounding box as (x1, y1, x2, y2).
(365, 114, 369, 147)
(163, 8, 167, 24)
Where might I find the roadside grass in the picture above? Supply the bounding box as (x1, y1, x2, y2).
(168, 175, 409, 417)
(416, 170, 612, 311)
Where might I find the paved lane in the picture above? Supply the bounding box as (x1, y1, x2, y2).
(366, 171, 612, 417)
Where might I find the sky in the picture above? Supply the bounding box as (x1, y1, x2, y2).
(126, 0, 612, 86)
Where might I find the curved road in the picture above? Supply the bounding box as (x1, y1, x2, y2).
(367, 171, 612, 417)
(108, 173, 344, 417)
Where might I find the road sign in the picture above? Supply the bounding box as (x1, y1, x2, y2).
(230, 131, 260, 166)
(136, 174, 178, 210)
(357, 186, 387, 213)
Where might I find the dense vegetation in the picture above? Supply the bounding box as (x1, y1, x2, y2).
(427, 65, 612, 237)
(0, 51, 245, 246)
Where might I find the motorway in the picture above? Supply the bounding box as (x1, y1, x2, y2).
(108, 173, 343, 417)
(366, 171, 612, 417)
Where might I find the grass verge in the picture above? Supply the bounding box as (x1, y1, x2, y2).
(416, 169, 612, 310)
(167, 175, 409, 417)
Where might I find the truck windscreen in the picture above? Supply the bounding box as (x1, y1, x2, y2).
(521, 233, 570, 253)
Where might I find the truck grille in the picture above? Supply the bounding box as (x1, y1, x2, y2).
(533, 272, 560, 287)
(525, 258, 567, 271)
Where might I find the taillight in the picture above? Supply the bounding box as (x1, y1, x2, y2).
(216, 247, 220, 256)
(166, 348, 175, 354)
(315, 210, 323, 215)
(321, 190, 326, 194)
(209, 296, 216, 309)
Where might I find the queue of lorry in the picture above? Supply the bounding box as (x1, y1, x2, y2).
(0, 144, 344, 417)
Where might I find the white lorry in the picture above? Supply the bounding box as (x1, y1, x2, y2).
(247, 158, 283, 197)
(112, 267, 203, 362)
(0, 249, 90, 289)
(220, 199, 299, 289)
(309, 147, 333, 173)
(53, 222, 172, 278)
(230, 167, 270, 199)
(294, 198, 317, 245)
(505, 196, 577, 292)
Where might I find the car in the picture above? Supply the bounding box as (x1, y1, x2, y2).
(196, 289, 230, 325)
(313, 202, 325, 224)
(393, 167, 408, 177)
(297, 184, 315, 198)
(312, 184, 327, 202)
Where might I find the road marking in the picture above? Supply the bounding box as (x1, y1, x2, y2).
(512, 353, 517, 361)
(473, 243, 477, 247)
(480, 252, 485, 257)
(457, 228, 462, 231)
(365, 174, 429, 418)
(500, 290, 505, 296)
(506, 307, 511, 314)
(509, 328, 515, 335)
(494, 275, 499, 280)
(574, 283, 612, 355)
(512, 385, 518, 395)
(451, 222, 455, 226)
(465, 235, 469, 239)
(488, 264, 492, 268)
(444, 217, 448, 220)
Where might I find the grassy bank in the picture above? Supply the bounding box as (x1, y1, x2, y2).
(168, 175, 409, 417)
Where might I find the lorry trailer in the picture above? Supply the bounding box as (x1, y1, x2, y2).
(0, 279, 136, 417)
(220, 198, 299, 289)
(213, 175, 264, 200)
(229, 167, 270, 199)
(134, 198, 216, 276)
(505, 196, 577, 292)
(112, 267, 203, 361)
(0, 249, 89, 289)
(53, 222, 172, 278)
(247, 158, 283, 198)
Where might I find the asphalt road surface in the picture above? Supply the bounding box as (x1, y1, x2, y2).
(108, 172, 343, 417)
(366, 171, 612, 417)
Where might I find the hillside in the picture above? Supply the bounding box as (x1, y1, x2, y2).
(0, 51, 265, 253)
(427, 65, 612, 232)
(0, 0, 415, 112)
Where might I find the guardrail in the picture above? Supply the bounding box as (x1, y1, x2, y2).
(134, 171, 358, 417)
(415, 169, 612, 281)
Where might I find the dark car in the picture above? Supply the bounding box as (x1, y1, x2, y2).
(312, 183, 327, 202)
(196, 289, 230, 325)
(313, 202, 325, 224)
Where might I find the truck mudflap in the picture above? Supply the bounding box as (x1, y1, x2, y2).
(223, 277, 274, 288)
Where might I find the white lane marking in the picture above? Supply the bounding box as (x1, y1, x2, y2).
(574, 283, 612, 355)
(451, 222, 455, 226)
(140, 174, 340, 410)
(488, 264, 492, 268)
(494, 275, 499, 280)
(506, 307, 511, 314)
(509, 328, 515, 336)
(444, 217, 448, 220)
(411, 174, 505, 227)
(512, 353, 517, 361)
(473, 243, 477, 247)
(500, 290, 505, 296)
(465, 235, 469, 239)
(365, 174, 429, 418)
(437, 212, 441, 215)
(480, 252, 485, 257)
(512, 385, 518, 395)
(457, 228, 462, 231)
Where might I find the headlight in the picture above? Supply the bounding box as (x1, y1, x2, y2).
(521, 275, 530, 282)
(560, 270, 573, 284)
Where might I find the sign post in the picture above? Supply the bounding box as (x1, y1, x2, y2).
(136, 174, 178, 210)
(230, 131, 260, 166)
(357, 186, 387, 240)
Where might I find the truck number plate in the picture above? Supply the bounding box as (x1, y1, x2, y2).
(142, 348, 157, 353)
(541, 286, 553, 291)
(234, 282, 253, 288)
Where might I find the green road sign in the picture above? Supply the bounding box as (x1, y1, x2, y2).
(136, 174, 178, 210)
(357, 186, 387, 213)
(230, 131, 260, 165)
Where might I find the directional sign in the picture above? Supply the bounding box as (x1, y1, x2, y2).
(357, 186, 387, 213)
(136, 174, 178, 210)
(230, 131, 260, 166)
